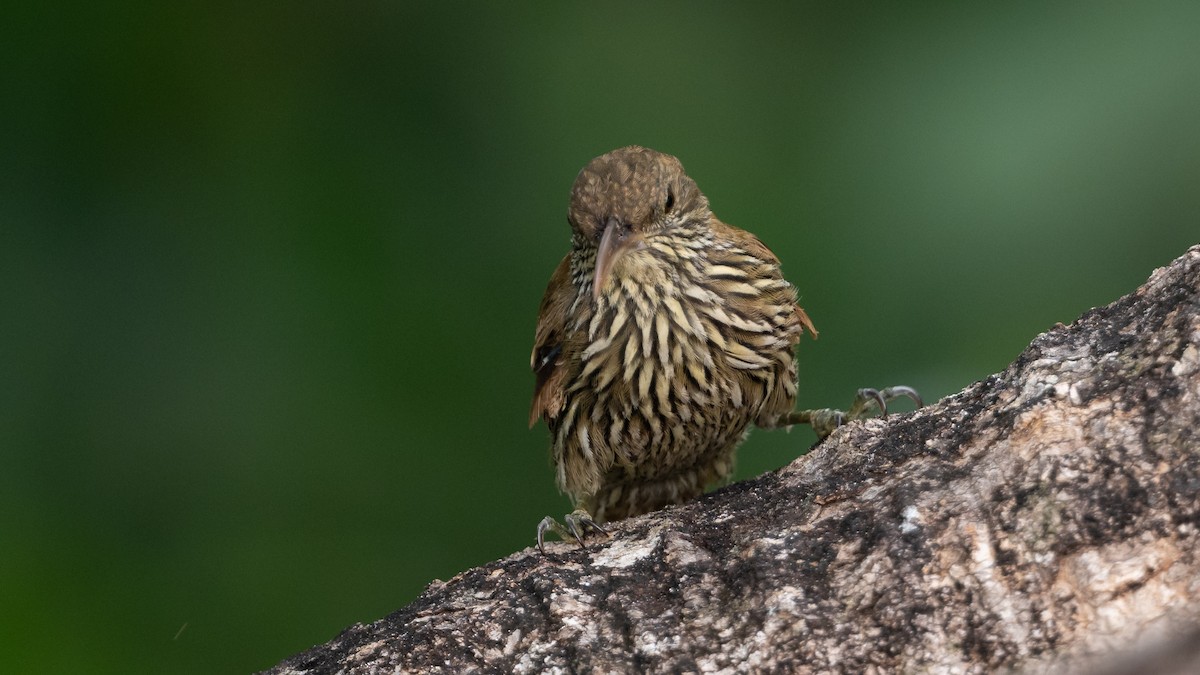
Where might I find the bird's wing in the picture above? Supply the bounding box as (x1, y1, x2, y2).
(710, 219, 818, 425)
(711, 219, 817, 340)
(529, 254, 573, 428)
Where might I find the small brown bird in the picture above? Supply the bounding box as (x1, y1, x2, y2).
(529, 146, 917, 551)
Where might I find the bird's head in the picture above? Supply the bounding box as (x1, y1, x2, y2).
(568, 146, 710, 301)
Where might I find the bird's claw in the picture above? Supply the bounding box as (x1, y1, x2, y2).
(883, 385, 924, 409)
(849, 388, 887, 419)
(536, 509, 609, 553)
(849, 386, 924, 419)
(781, 385, 923, 440)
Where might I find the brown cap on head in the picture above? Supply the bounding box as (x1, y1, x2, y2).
(567, 146, 706, 241)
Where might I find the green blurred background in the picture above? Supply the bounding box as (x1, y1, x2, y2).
(2, 2, 1198, 671)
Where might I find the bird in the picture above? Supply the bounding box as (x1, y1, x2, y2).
(528, 146, 919, 552)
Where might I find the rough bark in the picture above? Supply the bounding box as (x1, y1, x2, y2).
(267, 246, 1200, 675)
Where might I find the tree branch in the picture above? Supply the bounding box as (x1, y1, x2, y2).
(267, 245, 1200, 674)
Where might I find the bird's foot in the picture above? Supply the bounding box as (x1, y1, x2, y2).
(783, 386, 923, 440)
(536, 509, 609, 554)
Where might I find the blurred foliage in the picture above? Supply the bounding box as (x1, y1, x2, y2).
(1, 2, 1197, 671)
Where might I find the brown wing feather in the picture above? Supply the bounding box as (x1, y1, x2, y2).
(711, 219, 817, 340)
(529, 254, 573, 428)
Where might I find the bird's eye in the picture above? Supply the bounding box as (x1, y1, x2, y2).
(664, 188, 675, 212)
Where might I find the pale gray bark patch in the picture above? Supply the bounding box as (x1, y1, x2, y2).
(266, 246, 1200, 675)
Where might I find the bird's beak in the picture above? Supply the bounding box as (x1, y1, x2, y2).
(592, 218, 638, 302)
